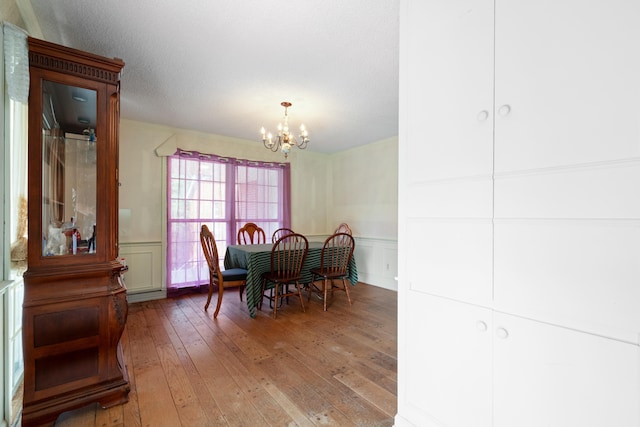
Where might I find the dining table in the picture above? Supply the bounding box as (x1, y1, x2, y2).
(224, 241, 358, 317)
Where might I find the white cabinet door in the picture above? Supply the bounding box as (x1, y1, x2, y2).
(406, 294, 492, 427)
(493, 312, 640, 427)
(494, 0, 640, 172)
(405, 0, 494, 183)
(403, 0, 495, 308)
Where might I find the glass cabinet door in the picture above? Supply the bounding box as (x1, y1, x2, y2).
(40, 80, 98, 256)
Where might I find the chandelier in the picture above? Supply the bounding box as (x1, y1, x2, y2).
(260, 101, 309, 158)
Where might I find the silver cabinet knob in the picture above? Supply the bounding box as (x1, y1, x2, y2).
(477, 110, 489, 121)
(498, 104, 511, 117)
(476, 320, 488, 332)
(496, 327, 509, 339)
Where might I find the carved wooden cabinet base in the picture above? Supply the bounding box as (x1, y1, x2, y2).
(22, 263, 130, 426)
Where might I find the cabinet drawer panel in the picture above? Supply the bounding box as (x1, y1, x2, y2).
(35, 347, 99, 391)
(495, 161, 640, 219)
(407, 218, 492, 306)
(33, 307, 100, 347)
(494, 312, 640, 427)
(407, 177, 493, 218)
(494, 220, 640, 342)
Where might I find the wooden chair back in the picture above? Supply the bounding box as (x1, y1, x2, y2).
(333, 223, 353, 245)
(334, 222, 352, 235)
(201, 224, 247, 318)
(308, 232, 355, 311)
(259, 233, 309, 318)
(200, 224, 221, 281)
(272, 227, 295, 243)
(237, 222, 266, 244)
(319, 232, 355, 277)
(270, 233, 309, 282)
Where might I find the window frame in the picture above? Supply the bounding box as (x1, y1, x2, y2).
(166, 149, 291, 293)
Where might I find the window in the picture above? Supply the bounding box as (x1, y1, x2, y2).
(166, 150, 291, 294)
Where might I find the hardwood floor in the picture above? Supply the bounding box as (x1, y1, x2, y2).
(53, 282, 397, 426)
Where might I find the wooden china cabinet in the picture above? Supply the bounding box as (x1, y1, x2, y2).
(22, 38, 129, 426)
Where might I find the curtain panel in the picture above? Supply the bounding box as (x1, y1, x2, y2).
(3, 22, 29, 104)
(3, 23, 29, 277)
(166, 149, 291, 295)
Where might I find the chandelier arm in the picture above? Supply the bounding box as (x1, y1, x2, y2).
(296, 134, 309, 149)
(263, 137, 280, 152)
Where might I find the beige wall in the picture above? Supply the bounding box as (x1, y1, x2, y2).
(119, 120, 167, 242)
(329, 137, 398, 240)
(2, 0, 43, 39)
(0, 1, 25, 27)
(119, 119, 397, 243)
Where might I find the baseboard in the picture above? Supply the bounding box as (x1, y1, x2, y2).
(393, 413, 415, 427)
(126, 289, 166, 303)
(358, 274, 398, 291)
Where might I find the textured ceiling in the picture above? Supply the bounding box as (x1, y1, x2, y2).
(23, 0, 399, 154)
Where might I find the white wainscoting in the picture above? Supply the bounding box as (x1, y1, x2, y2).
(1, 277, 24, 427)
(307, 235, 398, 291)
(118, 242, 165, 303)
(353, 237, 398, 291)
(1, 280, 7, 427)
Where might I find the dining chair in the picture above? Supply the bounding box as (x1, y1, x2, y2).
(236, 222, 266, 301)
(272, 227, 295, 243)
(237, 222, 266, 245)
(200, 224, 247, 319)
(334, 222, 353, 245)
(308, 232, 355, 311)
(334, 222, 352, 235)
(259, 233, 309, 319)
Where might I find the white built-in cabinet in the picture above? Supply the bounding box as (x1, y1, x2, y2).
(397, 1, 640, 426)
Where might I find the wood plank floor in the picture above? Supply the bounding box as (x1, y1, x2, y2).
(53, 282, 397, 426)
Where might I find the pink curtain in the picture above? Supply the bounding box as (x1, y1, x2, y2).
(166, 149, 291, 295)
